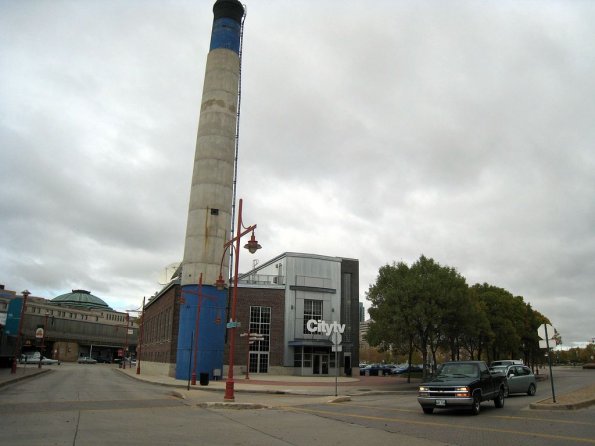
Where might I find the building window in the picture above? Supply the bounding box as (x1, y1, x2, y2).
(248, 306, 271, 374)
(303, 299, 322, 334)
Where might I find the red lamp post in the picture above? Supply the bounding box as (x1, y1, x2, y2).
(123, 313, 130, 369)
(215, 198, 261, 402)
(11, 290, 30, 374)
(38, 311, 49, 369)
(136, 296, 145, 375)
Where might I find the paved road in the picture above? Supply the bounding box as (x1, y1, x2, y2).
(286, 367, 595, 446)
(0, 363, 441, 446)
(1, 364, 593, 445)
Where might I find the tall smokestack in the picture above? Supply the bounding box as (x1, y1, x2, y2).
(176, 0, 245, 380)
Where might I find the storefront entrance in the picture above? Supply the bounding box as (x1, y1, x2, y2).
(313, 353, 329, 375)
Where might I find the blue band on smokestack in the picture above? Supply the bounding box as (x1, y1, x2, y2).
(210, 0, 244, 53)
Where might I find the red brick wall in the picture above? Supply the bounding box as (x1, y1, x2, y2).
(225, 287, 285, 367)
(142, 284, 180, 364)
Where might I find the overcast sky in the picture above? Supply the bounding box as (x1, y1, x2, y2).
(1, 0, 593, 347)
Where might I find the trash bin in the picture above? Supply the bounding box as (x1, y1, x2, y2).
(199, 372, 209, 386)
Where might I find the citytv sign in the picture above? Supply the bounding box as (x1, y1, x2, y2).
(306, 319, 345, 336)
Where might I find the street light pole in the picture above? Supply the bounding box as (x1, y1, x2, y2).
(11, 290, 30, 374)
(215, 198, 261, 402)
(136, 296, 145, 375)
(123, 313, 129, 369)
(38, 311, 49, 369)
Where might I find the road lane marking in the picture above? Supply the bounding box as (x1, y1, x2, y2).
(491, 414, 595, 427)
(280, 406, 595, 444)
(333, 402, 595, 427)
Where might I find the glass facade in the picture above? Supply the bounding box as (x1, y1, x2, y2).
(248, 306, 270, 373)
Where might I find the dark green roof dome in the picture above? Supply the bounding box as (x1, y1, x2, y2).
(52, 289, 112, 310)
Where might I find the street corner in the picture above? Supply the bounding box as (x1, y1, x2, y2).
(328, 395, 351, 403)
(195, 401, 270, 410)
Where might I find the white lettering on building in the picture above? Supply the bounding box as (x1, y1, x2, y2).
(306, 319, 345, 336)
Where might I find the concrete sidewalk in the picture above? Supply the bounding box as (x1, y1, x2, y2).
(0, 365, 51, 388)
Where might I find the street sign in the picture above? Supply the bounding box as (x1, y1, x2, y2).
(539, 340, 550, 349)
(332, 345, 343, 352)
(226, 321, 241, 329)
(35, 327, 44, 339)
(537, 324, 555, 341)
(331, 331, 342, 346)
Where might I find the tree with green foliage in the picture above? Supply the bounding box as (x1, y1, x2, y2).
(367, 261, 416, 378)
(367, 255, 468, 378)
(366, 257, 557, 369)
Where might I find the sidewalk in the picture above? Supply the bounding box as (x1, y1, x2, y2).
(0, 365, 51, 388)
(114, 367, 421, 408)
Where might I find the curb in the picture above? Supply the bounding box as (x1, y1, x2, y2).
(0, 368, 52, 389)
(530, 397, 595, 411)
(196, 402, 270, 410)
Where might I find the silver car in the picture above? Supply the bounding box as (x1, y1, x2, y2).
(491, 364, 536, 397)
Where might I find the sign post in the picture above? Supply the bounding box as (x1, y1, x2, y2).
(538, 323, 556, 403)
(331, 331, 342, 397)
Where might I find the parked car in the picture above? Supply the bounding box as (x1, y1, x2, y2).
(393, 364, 423, 375)
(78, 356, 97, 364)
(360, 364, 393, 376)
(20, 353, 60, 365)
(490, 364, 536, 396)
(95, 357, 112, 363)
(418, 361, 507, 415)
(490, 359, 523, 367)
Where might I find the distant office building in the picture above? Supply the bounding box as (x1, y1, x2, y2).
(359, 302, 366, 322)
(0, 286, 137, 366)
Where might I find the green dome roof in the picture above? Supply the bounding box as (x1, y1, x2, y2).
(52, 289, 112, 310)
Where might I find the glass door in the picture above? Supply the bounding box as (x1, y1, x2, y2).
(313, 354, 329, 375)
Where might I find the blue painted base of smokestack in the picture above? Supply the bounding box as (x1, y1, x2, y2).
(175, 284, 227, 381)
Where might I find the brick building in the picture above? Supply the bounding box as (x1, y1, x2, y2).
(140, 252, 360, 379)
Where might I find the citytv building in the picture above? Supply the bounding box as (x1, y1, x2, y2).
(141, 252, 359, 378)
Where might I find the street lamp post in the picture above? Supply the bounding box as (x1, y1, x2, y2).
(240, 331, 252, 380)
(38, 311, 49, 369)
(215, 198, 261, 402)
(123, 313, 130, 369)
(136, 296, 145, 375)
(11, 290, 30, 374)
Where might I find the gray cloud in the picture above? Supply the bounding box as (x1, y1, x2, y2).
(1, 0, 594, 345)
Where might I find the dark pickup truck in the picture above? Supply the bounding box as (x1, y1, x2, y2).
(418, 360, 507, 415)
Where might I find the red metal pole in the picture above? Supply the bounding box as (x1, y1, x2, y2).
(11, 290, 30, 374)
(136, 296, 145, 375)
(123, 313, 129, 369)
(191, 274, 203, 385)
(224, 199, 243, 401)
(38, 312, 48, 369)
(245, 331, 250, 380)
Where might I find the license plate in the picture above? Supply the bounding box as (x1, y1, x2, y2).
(435, 399, 446, 407)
